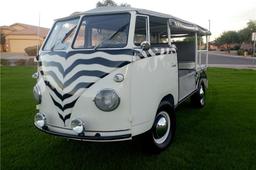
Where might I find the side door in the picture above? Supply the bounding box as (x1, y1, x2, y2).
(166, 19, 179, 106)
(147, 17, 179, 106)
(131, 15, 179, 134)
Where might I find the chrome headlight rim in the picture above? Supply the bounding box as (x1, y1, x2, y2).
(34, 112, 46, 128)
(71, 119, 85, 134)
(94, 89, 120, 112)
(33, 85, 42, 104)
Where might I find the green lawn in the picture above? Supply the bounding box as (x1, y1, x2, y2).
(1, 67, 256, 170)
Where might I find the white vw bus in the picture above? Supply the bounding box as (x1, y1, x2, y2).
(33, 7, 210, 152)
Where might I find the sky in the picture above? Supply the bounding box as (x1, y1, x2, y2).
(0, 0, 255, 40)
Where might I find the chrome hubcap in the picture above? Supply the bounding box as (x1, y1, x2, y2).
(153, 111, 171, 144)
(200, 86, 205, 105)
(155, 117, 167, 138)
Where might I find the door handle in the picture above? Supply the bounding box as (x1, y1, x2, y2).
(171, 64, 177, 67)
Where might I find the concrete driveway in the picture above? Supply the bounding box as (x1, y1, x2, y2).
(0, 53, 35, 66)
(0, 52, 35, 60)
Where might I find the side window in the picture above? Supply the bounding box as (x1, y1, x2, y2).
(150, 17, 168, 46)
(134, 16, 147, 46)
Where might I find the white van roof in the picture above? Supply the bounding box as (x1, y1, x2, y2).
(58, 7, 210, 35)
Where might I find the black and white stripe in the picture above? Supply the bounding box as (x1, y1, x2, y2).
(134, 47, 176, 59)
(39, 51, 132, 125)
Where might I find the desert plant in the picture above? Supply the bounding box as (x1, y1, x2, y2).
(237, 49, 244, 55)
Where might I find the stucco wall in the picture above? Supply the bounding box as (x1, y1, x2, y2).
(6, 35, 44, 52)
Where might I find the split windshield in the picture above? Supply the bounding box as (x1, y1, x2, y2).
(43, 18, 79, 51)
(43, 14, 130, 51)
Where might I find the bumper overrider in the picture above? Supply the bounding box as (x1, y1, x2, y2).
(34, 121, 132, 142)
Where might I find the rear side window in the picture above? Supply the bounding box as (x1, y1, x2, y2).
(134, 16, 147, 46)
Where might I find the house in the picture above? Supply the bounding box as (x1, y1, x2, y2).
(240, 42, 253, 51)
(0, 23, 49, 53)
(208, 42, 218, 51)
(218, 43, 240, 51)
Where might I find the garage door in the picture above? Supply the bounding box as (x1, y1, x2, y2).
(9, 39, 39, 53)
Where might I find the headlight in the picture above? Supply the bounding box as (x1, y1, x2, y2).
(94, 89, 120, 112)
(33, 85, 41, 103)
(34, 112, 46, 128)
(71, 119, 85, 134)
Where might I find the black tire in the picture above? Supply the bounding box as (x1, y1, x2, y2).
(191, 82, 206, 107)
(143, 101, 176, 153)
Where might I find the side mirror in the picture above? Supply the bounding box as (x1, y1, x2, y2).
(140, 41, 150, 51)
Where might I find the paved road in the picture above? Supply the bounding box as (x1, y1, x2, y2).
(1, 52, 256, 69)
(201, 52, 256, 69)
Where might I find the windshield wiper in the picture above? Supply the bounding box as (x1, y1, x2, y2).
(94, 23, 129, 50)
(61, 25, 77, 43)
(50, 41, 59, 51)
(50, 25, 77, 51)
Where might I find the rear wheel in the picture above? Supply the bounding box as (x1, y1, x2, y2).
(143, 101, 176, 153)
(191, 83, 206, 107)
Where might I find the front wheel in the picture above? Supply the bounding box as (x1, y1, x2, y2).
(143, 101, 176, 153)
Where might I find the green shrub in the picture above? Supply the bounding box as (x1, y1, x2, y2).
(0, 58, 36, 66)
(15, 59, 26, 66)
(237, 49, 244, 55)
(237, 49, 254, 56)
(0, 59, 9, 66)
(26, 58, 36, 66)
(230, 45, 240, 50)
(24, 45, 40, 56)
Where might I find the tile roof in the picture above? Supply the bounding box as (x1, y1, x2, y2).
(0, 23, 49, 37)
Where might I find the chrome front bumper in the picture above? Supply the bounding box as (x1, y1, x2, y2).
(34, 123, 132, 142)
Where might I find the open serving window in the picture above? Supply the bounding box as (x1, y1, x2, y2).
(169, 19, 210, 70)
